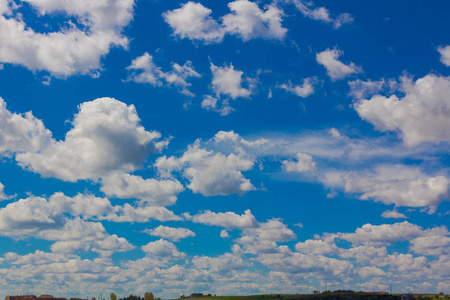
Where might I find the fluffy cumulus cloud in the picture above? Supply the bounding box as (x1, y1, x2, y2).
(142, 239, 186, 259)
(354, 74, 450, 147)
(126, 52, 201, 97)
(144, 225, 196, 242)
(341, 165, 449, 212)
(438, 45, 450, 67)
(184, 209, 257, 229)
(210, 62, 252, 99)
(221, 0, 287, 41)
(163, 0, 287, 44)
(155, 136, 256, 196)
(289, 0, 353, 29)
(316, 48, 361, 80)
(0, 98, 53, 156)
(202, 62, 254, 115)
(15, 97, 165, 181)
(163, 2, 224, 44)
(100, 172, 184, 206)
(278, 78, 316, 98)
(338, 221, 424, 247)
(237, 218, 297, 254)
(0, 0, 134, 77)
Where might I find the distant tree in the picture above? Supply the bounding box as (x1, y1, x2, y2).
(111, 294, 117, 300)
(92, 297, 96, 300)
(144, 293, 154, 300)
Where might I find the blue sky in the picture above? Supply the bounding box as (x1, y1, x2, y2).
(1, 0, 450, 298)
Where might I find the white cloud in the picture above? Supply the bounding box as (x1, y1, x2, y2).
(210, 62, 252, 99)
(184, 209, 257, 229)
(221, 230, 231, 238)
(295, 237, 338, 255)
(256, 250, 353, 277)
(222, 0, 287, 41)
(16, 97, 165, 181)
(163, 1, 287, 44)
(156, 138, 256, 196)
(202, 62, 254, 115)
(338, 221, 423, 247)
(381, 209, 408, 219)
(0, 97, 53, 156)
(278, 78, 316, 98)
(410, 235, 450, 256)
(0, 204, 135, 256)
(4, 250, 77, 265)
(438, 45, 450, 67)
(142, 239, 186, 259)
(237, 218, 297, 254)
(357, 266, 386, 278)
(354, 74, 450, 146)
(340, 165, 449, 212)
(100, 203, 182, 223)
(0, 0, 134, 77)
(290, 0, 353, 29)
(100, 172, 184, 206)
(316, 48, 361, 80)
(201, 63, 256, 116)
(144, 225, 195, 242)
(192, 252, 248, 275)
(163, 2, 224, 44)
(126, 52, 201, 97)
(282, 152, 316, 173)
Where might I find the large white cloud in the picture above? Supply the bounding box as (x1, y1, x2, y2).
(126, 52, 201, 97)
(0, 0, 134, 77)
(354, 74, 450, 147)
(15, 97, 165, 181)
(338, 221, 424, 247)
(163, 0, 287, 44)
(316, 48, 361, 80)
(341, 165, 449, 212)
